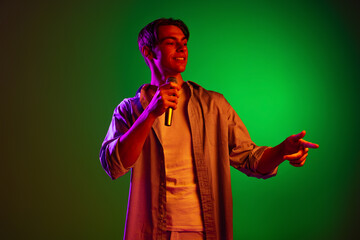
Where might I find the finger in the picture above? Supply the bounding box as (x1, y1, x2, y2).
(290, 130, 306, 142)
(169, 82, 181, 90)
(289, 153, 308, 164)
(164, 100, 178, 109)
(159, 82, 180, 91)
(290, 160, 306, 167)
(161, 88, 180, 98)
(166, 95, 179, 103)
(283, 149, 306, 160)
(299, 139, 319, 149)
(169, 88, 180, 98)
(290, 154, 307, 167)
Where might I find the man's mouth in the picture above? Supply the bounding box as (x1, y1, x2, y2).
(174, 57, 186, 61)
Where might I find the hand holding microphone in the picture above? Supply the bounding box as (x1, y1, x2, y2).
(146, 77, 180, 124)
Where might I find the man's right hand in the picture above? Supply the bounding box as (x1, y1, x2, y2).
(147, 82, 181, 118)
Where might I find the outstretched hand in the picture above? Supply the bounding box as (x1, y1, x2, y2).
(282, 130, 319, 167)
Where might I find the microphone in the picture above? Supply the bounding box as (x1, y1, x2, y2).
(165, 77, 178, 126)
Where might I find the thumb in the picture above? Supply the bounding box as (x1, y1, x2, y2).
(290, 130, 306, 142)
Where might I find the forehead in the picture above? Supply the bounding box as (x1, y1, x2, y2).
(157, 25, 186, 40)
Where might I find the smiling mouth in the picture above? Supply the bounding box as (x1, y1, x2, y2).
(174, 57, 186, 61)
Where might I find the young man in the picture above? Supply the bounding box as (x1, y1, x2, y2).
(99, 18, 319, 240)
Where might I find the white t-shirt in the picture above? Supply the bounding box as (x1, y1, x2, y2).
(157, 85, 204, 232)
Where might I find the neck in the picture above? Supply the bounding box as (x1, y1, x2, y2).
(150, 69, 184, 87)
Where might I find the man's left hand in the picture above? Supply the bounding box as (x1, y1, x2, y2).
(282, 130, 319, 167)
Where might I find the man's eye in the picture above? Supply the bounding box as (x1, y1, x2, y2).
(166, 42, 174, 45)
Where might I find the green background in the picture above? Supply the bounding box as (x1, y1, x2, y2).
(2, 0, 359, 239)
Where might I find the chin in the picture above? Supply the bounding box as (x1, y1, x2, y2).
(165, 64, 187, 75)
(176, 66, 187, 73)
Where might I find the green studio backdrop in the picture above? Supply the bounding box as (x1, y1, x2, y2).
(1, 0, 359, 239)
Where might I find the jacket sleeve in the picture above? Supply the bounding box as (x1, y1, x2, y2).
(99, 99, 133, 180)
(225, 99, 277, 179)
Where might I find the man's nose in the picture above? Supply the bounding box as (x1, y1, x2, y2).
(176, 43, 186, 52)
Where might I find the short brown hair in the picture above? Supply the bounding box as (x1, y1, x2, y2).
(138, 18, 190, 60)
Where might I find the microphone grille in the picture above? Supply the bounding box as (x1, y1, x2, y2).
(166, 77, 177, 84)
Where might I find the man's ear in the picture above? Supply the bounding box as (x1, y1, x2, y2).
(142, 46, 156, 60)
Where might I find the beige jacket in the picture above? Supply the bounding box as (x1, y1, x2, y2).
(99, 81, 277, 240)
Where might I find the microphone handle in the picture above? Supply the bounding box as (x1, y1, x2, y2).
(165, 107, 173, 126)
(164, 77, 177, 126)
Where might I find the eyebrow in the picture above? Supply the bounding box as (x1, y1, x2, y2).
(159, 36, 187, 42)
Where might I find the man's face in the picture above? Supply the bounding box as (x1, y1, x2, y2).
(152, 25, 188, 76)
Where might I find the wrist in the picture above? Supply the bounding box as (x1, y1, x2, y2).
(267, 142, 286, 164)
(144, 108, 158, 123)
(278, 141, 286, 160)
